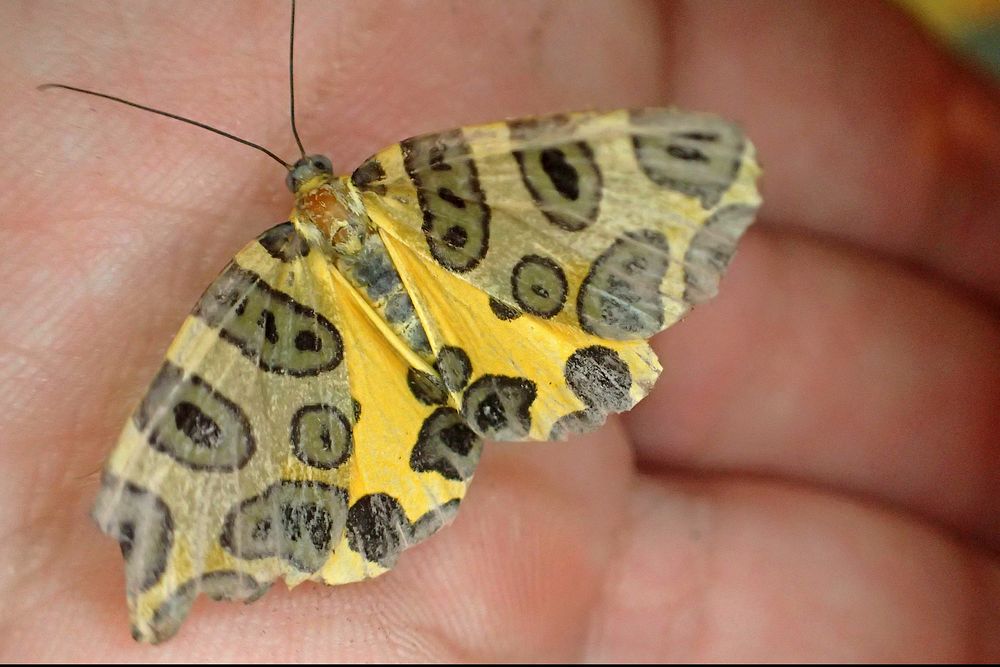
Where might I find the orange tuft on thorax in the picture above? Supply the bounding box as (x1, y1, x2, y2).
(296, 184, 349, 239)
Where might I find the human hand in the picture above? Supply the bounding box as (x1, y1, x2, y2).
(2, 0, 998, 660)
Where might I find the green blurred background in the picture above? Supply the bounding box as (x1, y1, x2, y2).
(898, 0, 1000, 79)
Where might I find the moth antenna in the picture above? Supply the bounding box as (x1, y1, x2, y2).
(289, 0, 307, 160)
(37, 83, 293, 170)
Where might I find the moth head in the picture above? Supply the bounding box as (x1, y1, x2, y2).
(286, 154, 334, 193)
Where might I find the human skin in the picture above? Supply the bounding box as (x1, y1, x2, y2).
(1, 0, 998, 661)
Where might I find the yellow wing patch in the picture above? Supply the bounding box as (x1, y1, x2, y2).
(94, 107, 760, 643)
(384, 230, 662, 442)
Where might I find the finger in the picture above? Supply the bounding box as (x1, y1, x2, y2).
(655, 0, 1000, 299)
(625, 228, 1000, 547)
(584, 474, 1000, 661)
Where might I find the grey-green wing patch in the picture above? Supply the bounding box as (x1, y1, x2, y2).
(147, 571, 269, 644)
(194, 264, 344, 377)
(135, 362, 256, 472)
(346, 495, 462, 568)
(461, 374, 538, 440)
(510, 115, 603, 231)
(683, 204, 758, 304)
(220, 480, 350, 574)
(92, 474, 174, 595)
(510, 254, 569, 319)
(401, 129, 491, 273)
(630, 108, 745, 209)
(577, 229, 671, 339)
(410, 407, 482, 481)
(290, 404, 354, 470)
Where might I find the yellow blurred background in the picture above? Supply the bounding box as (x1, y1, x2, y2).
(897, 0, 1000, 78)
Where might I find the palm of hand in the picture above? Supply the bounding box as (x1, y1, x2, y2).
(1, 1, 998, 661)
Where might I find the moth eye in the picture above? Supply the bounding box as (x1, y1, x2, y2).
(312, 156, 332, 172)
(285, 172, 298, 192)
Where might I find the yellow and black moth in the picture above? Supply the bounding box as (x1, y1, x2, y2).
(51, 5, 761, 645)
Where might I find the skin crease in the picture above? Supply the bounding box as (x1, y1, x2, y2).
(0, 0, 998, 660)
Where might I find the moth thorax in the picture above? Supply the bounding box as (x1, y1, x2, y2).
(295, 180, 369, 256)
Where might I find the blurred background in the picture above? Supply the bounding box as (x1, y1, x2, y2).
(898, 0, 1000, 78)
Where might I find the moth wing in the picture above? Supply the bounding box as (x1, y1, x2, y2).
(351, 107, 762, 341)
(94, 222, 477, 643)
(351, 108, 760, 440)
(381, 228, 664, 441)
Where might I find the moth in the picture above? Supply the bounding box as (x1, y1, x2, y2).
(49, 3, 761, 644)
